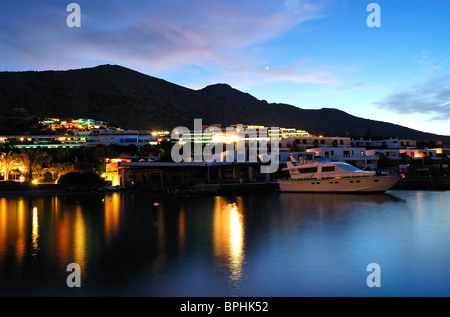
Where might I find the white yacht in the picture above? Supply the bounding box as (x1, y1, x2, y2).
(278, 156, 400, 193)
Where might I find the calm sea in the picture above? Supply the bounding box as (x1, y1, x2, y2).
(0, 189, 449, 297)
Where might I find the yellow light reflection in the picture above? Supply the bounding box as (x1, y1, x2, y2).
(0, 199, 28, 267)
(73, 206, 86, 273)
(104, 193, 120, 243)
(31, 207, 39, 261)
(0, 198, 7, 263)
(56, 211, 71, 268)
(229, 203, 244, 281)
(213, 197, 245, 283)
(15, 199, 26, 266)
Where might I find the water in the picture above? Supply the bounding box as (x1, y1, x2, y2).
(0, 190, 450, 297)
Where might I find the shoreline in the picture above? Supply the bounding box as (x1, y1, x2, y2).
(0, 182, 280, 198)
(391, 177, 450, 191)
(1, 176, 450, 198)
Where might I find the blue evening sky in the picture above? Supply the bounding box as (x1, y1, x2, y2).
(1, 0, 449, 136)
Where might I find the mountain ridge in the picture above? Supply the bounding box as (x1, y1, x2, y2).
(0, 64, 448, 143)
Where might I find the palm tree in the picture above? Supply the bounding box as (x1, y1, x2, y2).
(16, 149, 48, 182)
(0, 151, 18, 181)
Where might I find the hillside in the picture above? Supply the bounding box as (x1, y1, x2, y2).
(0, 64, 448, 142)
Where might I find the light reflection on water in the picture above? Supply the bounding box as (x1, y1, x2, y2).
(31, 206, 39, 262)
(0, 190, 449, 296)
(213, 197, 245, 294)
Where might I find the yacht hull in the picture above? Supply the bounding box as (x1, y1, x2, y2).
(278, 176, 400, 193)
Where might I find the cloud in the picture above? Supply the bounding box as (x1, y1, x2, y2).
(219, 61, 337, 91)
(0, 0, 325, 73)
(418, 49, 446, 73)
(373, 75, 450, 120)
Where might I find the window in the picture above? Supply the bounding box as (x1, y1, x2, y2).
(299, 167, 317, 174)
(322, 166, 335, 172)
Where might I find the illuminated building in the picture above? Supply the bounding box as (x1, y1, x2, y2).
(86, 129, 155, 147)
(0, 135, 87, 149)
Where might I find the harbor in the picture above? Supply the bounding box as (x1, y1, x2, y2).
(1, 170, 450, 198)
(1, 0, 450, 307)
(1, 189, 450, 297)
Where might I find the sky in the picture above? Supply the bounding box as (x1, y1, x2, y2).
(1, 0, 449, 136)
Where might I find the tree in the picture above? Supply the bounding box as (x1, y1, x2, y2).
(16, 149, 48, 182)
(0, 151, 18, 181)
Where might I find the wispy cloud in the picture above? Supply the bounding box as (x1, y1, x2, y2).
(0, 0, 326, 73)
(218, 60, 337, 91)
(418, 49, 446, 73)
(373, 75, 450, 120)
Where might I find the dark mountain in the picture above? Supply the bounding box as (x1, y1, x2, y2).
(0, 64, 448, 142)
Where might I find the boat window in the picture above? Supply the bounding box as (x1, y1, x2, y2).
(349, 181, 354, 183)
(356, 180, 361, 183)
(299, 167, 317, 174)
(374, 179, 379, 182)
(322, 166, 335, 172)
